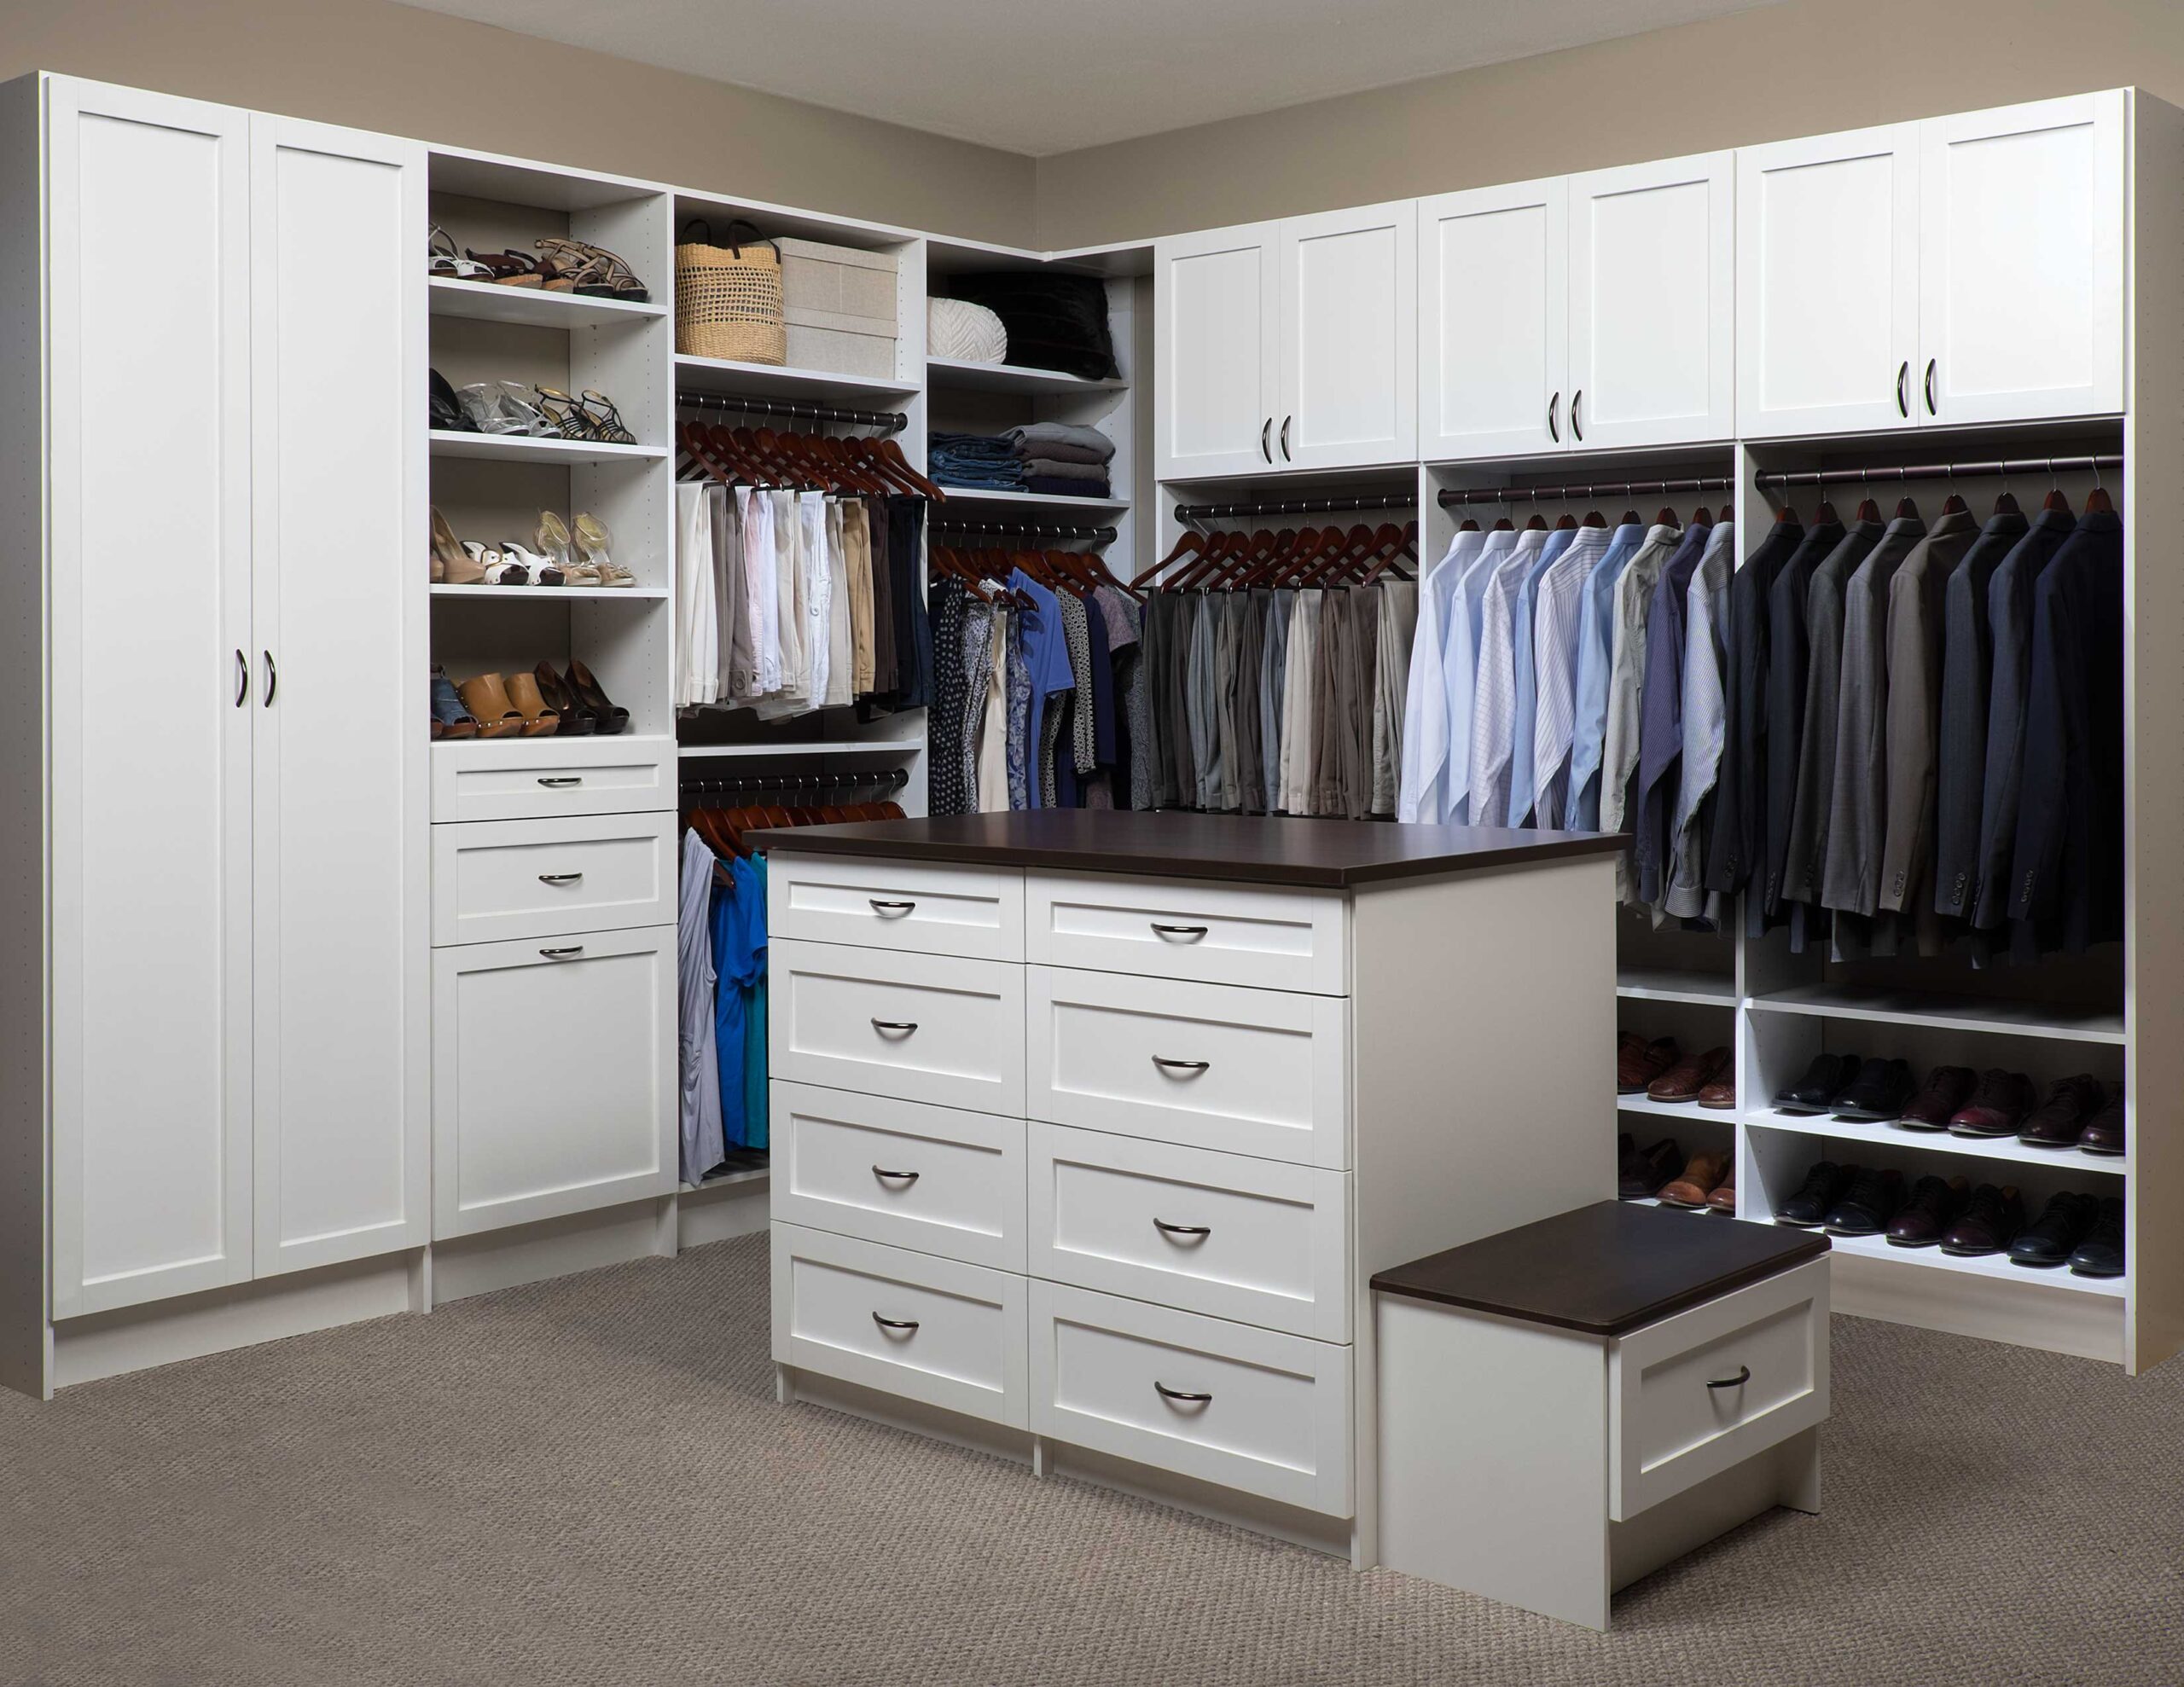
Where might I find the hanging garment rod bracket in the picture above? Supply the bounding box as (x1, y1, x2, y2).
(1752, 452, 2123, 490)
(929, 519, 1117, 544)
(1437, 474, 1733, 508)
(675, 389, 909, 437)
(1172, 491, 1417, 524)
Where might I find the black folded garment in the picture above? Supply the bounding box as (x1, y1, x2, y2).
(946, 271, 1119, 381)
(1025, 473, 1111, 500)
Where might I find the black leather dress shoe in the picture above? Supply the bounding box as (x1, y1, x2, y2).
(1886, 1174, 1968, 1247)
(2069, 1198, 2126, 1278)
(1832, 1058, 1915, 1122)
(1775, 1160, 1852, 1227)
(2017, 1075, 2106, 1148)
(2008, 1191, 2100, 1267)
(1941, 1184, 2024, 1255)
(1618, 1134, 1682, 1200)
(2078, 1091, 2126, 1156)
(1774, 1053, 1860, 1115)
(1823, 1166, 1903, 1235)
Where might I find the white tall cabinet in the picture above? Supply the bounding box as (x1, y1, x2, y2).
(27, 78, 428, 1325)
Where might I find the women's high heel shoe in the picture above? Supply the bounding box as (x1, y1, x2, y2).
(428, 226, 493, 281)
(433, 507, 485, 584)
(457, 673, 526, 739)
(537, 511, 600, 586)
(572, 511, 635, 586)
(534, 236, 651, 304)
(462, 540, 529, 586)
(566, 658, 630, 736)
(532, 663, 595, 734)
(502, 671, 561, 736)
(501, 540, 561, 586)
(430, 667, 480, 739)
(533, 386, 590, 440)
(574, 391, 637, 447)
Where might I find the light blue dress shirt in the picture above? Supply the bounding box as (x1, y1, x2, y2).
(1441, 528, 1516, 822)
(1564, 524, 1647, 831)
(1507, 526, 1577, 828)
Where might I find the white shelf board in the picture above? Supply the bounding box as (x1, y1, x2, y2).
(681, 1164, 770, 1196)
(1616, 965, 1736, 1006)
(677, 739, 921, 759)
(427, 275, 665, 329)
(926, 357, 1127, 397)
(1818, 1228, 2126, 1298)
(1618, 1092, 1735, 1124)
(1745, 1108, 2128, 1174)
(428, 430, 666, 466)
(431, 730, 674, 761)
(935, 486, 1127, 513)
(674, 352, 917, 406)
(431, 584, 669, 601)
(1745, 983, 2125, 1045)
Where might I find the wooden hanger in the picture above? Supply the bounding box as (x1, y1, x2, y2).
(1688, 506, 1714, 527)
(1134, 528, 1205, 589)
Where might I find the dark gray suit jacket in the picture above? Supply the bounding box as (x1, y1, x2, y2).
(1931, 509, 2029, 921)
(1821, 516, 1928, 917)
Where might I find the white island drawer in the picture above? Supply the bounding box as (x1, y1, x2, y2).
(1027, 871, 1347, 994)
(770, 853, 1023, 960)
(431, 813, 676, 946)
(774, 1223, 1028, 1429)
(1027, 966, 1349, 1168)
(1029, 1124, 1350, 1340)
(775, 1082, 1025, 1272)
(771, 938, 1025, 1116)
(1030, 1280, 1351, 1516)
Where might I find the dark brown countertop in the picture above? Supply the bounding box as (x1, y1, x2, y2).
(1371, 1202, 1830, 1336)
(746, 810, 1628, 890)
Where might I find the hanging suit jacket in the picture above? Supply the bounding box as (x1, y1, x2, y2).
(1634, 521, 1713, 907)
(1930, 508, 2030, 924)
(1704, 516, 1813, 917)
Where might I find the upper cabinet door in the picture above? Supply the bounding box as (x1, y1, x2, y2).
(1566, 153, 1735, 451)
(1419, 179, 1567, 461)
(1918, 91, 2124, 426)
(44, 79, 256, 1319)
(1736, 125, 1921, 438)
(247, 115, 430, 1278)
(1275, 200, 1417, 471)
(1154, 222, 1280, 481)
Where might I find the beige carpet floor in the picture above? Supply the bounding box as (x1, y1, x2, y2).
(2, 1231, 2181, 1685)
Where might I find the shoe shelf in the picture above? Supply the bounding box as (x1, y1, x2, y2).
(1618, 1092, 1733, 1125)
(427, 275, 666, 330)
(428, 431, 669, 466)
(673, 352, 920, 408)
(1745, 983, 2125, 1046)
(431, 584, 671, 601)
(926, 357, 1128, 397)
(1745, 1109, 2129, 1174)
(936, 486, 1129, 513)
(1814, 1227, 2127, 1298)
(1616, 965, 1736, 1006)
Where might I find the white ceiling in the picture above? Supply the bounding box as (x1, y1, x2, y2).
(398, 0, 1776, 155)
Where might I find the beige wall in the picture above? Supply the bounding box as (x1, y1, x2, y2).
(0, 0, 1037, 245)
(1034, 0, 2184, 247)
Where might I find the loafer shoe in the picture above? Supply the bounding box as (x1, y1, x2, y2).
(1941, 1184, 2025, 1256)
(1618, 1133, 1682, 1201)
(1658, 1148, 1731, 1209)
(1823, 1166, 1903, 1236)
(2008, 1191, 2100, 1267)
(1832, 1058, 1916, 1122)
(1649, 1046, 1730, 1104)
(2069, 1198, 2126, 1278)
(1618, 1035, 1679, 1094)
(2018, 1075, 2106, 1148)
(1705, 1177, 1738, 1214)
(1774, 1160, 1852, 1228)
(1949, 1069, 2036, 1137)
(1774, 1052, 1860, 1115)
(1896, 1065, 1977, 1131)
(2079, 1090, 2126, 1156)
(1886, 1174, 1968, 1247)
(1697, 1071, 1737, 1110)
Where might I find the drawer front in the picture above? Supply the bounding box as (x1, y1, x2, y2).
(1027, 871, 1347, 994)
(775, 1082, 1025, 1272)
(431, 813, 677, 947)
(1030, 1279, 1351, 1516)
(1609, 1259, 1830, 1521)
(1027, 966, 1349, 1168)
(431, 927, 676, 1238)
(770, 853, 1024, 961)
(430, 737, 672, 824)
(1029, 1124, 1350, 1341)
(773, 1222, 1028, 1429)
(772, 938, 1025, 1116)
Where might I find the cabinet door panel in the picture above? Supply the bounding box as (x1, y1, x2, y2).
(1419, 179, 1566, 461)
(250, 116, 429, 1276)
(46, 81, 255, 1318)
(1154, 223, 1278, 481)
(1567, 154, 1735, 450)
(1736, 125, 1920, 438)
(1276, 200, 1416, 470)
(1919, 92, 2124, 425)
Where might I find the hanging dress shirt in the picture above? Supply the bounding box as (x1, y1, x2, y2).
(1467, 528, 1547, 829)
(1531, 524, 1609, 830)
(1443, 528, 1516, 822)
(1564, 523, 1647, 831)
(1507, 526, 1576, 827)
(1665, 518, 1738, 919)
(1397, 530, 1482, 822)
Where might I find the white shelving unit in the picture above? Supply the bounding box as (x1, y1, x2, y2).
(427, 431, 666, 466)
(926, 357, 1129, 397)
(427, 275, 665, 329)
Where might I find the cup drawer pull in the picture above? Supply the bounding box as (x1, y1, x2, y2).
(1153, 1380, 1212, 1406)
(871, 1166, 921, 1185)
(868, 899, 916, 917)
(1151, 922, 1210, 940)
(537, 776, 582, 787)
(538, 945, 584, 959)
(537, 872, 584, 885)
(871, 1019, 919, 1036)
(1706, 1365, 1752, 1391)
(1152, 1056, 1210, 1075)
(872, 1313, 920, 1334)
(1153, 1219, 1211, 1240)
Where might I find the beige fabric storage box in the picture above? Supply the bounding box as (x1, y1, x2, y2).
(779, 236, 899, 379)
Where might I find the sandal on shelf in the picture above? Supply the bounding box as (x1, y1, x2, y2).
(535, 237, 650, 304)
(532, 386, 591, 440)
(532, 663, 596, 735)
(461, 540, 529, 586)
(430, 667, 480, 739)
(575, 390, 637, 447)
(428, 226, 494, 281)
(459, 380, 555, 437)
(468, 247, 543, 287)
(457, 674, 526, 739)
(503, 671, 561, 736)
(433, 507, 485, 584)
(572, 511, 635, 585)
(429, 368, 475, 433)
(537, 511, 600, 585)
(501, 540, 561, 586)
(566, 658, 630, 735)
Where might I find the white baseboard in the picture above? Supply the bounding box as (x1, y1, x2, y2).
(1830, 1255, 2126, 1364)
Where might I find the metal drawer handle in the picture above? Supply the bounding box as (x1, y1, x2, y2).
(1153, 1219, 1211, 1240)
(872, 1166, 921, 1185)
(262, 650, 277, 706)
(1924, 357, 1937, 415)
(1706, 1365, 1751, 1390)
(1150, 923, 1209, 940)
(537, 776, 582, 788)
(1896, 359, 1910, 418)
(539, 945, 584, 959)
(1547, 390, 1560, 443)
(1259, 417, 1272, 463)
(869, 899, 917, 917)
(1152, 1056, 1210, 1075)
(1154, 1381, 1212, 1405)
(235, 649, 249, 709)
(871, 1018, 919, 1035)
(872, 1313, 919, 1333)
(537, 872, 584, 885)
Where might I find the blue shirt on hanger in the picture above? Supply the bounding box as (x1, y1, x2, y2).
(712, 853, 769, 1151)
(1507, 526, 1577, 827)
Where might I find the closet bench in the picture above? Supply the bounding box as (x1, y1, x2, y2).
(754, 810, 1625, 1563)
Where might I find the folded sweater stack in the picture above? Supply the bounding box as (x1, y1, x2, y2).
(928, 422, 1118, 499)
(929, 432, 1025, 490)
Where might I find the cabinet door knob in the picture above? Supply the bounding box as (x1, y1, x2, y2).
(1260, 418, 1273, 463)
(868, 899, 916, 917)
(537, 872, 584, 885)
(1896, 360, 1910, 418)
(870, 1018, 919, 1035)
(538, 945, 584, 959)
(1924, 358, 1937, 415)
(1571, 390, 1583, 442)
(1154, 1380, 1212, 1405)
(1153, 1218, 1211, 1239)
(537, 776, 582, 788)
(872, 1313, 920, 1333)
(1706, 1365, 1751, 1390)
(1150, 922, 1208, 940)
(1548, 391, 1560, 443)
(1152, 1056, 1210, 1075)
(871, 1166, 921, 1185)
(1280, 415, 1292, 461)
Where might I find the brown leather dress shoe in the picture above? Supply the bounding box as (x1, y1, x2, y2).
(2017, 1075, 2105, 1147)
(2078, 1090, 2125, 1156)
(1896, 1065, 1977, 1130)
(1947, 1069, 2036, 1137)
(1618, 1035, 1679, 1094)
(1648, 1046, 1729, 1104)
(1697, 1069, 1737, 1110)
(1658, 1148, 1731, 1209)
(1705, 1176, 1738, 1214)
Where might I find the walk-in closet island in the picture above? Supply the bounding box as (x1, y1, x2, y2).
(756, 810, 1625, 1561)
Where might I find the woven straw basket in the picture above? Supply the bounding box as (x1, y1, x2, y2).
(675, 218, 786, 364)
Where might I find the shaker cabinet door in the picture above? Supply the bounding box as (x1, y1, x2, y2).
(1275, 200, 1416, 470)
(1153, 221, 1280, 482)
(1419, 178, 1567, 461)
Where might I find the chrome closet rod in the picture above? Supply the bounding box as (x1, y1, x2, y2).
(675, 390, 909, 436)
(1173, 491, 1415, 523)
(1752, 452, 2123, 490)
(929, 519, 1118, 544)
(1438, 474, 1733, 508)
